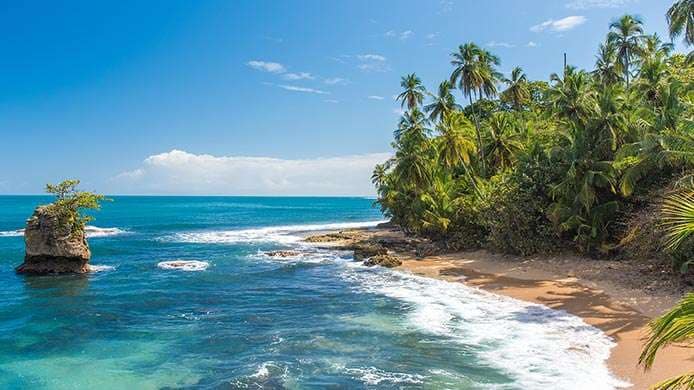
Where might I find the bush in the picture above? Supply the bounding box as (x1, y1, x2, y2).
(481, 146, 563, 255)
(44, 179, 107, 235)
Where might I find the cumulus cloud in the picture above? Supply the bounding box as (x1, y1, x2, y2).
(247, 60, 286, 74)
(566, 0, 634, 9)
(531, 16, 587, 32)
(526, 41, 539, 47)
(357, 54, 389, 72)
(111, 150, 390, 196)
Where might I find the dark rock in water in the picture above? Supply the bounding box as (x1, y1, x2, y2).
(363, 254, 402, 268)
(352, 243, 388, 261)
(415, 242, 444, 258)
(264, 250, 301, 258)
(16, 206, 90, 274)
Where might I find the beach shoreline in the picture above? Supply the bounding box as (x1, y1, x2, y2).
(304, 225, 693, 390)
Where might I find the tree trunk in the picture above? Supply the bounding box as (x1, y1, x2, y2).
(469, 93, 486, 175)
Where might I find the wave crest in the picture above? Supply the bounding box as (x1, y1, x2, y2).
(0, 226, 128, 238)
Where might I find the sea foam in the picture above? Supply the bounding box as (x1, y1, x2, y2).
(341, 267, 631, 389)
(167, 220, 386, 245)
(157, 260, 209, 272)
(0, 226, 128, 238)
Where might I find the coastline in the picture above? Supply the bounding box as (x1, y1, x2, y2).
(305, 225, 694, 390)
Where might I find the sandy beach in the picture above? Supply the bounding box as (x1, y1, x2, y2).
(306, 226, 694, 389)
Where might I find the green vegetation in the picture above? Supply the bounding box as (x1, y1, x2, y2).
(373, 6, 694, 270)
(44, 179, 107, 235)
(640, 292, 694, 390)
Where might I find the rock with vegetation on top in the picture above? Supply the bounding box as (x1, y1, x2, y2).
(363, 254, 402, 268)
(16, 206, 91, 274)
(16, 179, 106, 275)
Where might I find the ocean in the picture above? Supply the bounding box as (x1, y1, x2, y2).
(0, 196, 626, 389)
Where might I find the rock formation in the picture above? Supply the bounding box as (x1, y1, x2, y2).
(363, 254, 402, 268)
(16, 206, 91, 274)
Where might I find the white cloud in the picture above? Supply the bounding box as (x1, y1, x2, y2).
(111, 150, 390, 196)
(282, 72, 314, 80)
(368, 95, 385, 100)
(439, 0, 453, 13)
(385, 30, 413, 40)
(566, 0, 634, 9)
(426, 32, 439, 40)
(392, 108, 405, 115)
(526, 41, 539, 47)
(247, 60, 286, 74)
(324, 77, 349, 85)
(531, 16, 587, 33)
(357, 54, 389, 72)
(324, 99, 340, 104)
(357, 54, 386, 62)
(487, 41, 515, 48)
(278, 85, 329, 94)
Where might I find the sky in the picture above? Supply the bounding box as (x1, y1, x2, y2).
(0, 0, 683, 195)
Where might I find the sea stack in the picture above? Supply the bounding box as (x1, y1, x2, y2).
(16, 206, 91, 274)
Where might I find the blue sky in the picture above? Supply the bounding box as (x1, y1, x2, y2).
(0, 0, 681, 195)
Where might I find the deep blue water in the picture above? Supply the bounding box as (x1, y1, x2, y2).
(0, 196, 625, 389)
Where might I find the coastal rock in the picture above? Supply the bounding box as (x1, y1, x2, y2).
(352, 243, 388, 261)
(157, 260, 209, 271)
(16, 206, 91, 274)
(363, 254, 402, 268)
(304, 230, 364, 243)
(264, 250, 301, 258)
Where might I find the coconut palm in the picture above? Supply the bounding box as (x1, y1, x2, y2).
(640, 292, 694, 390)
(501, 67, 531, 110)
(483, 112, 523, 171)
(593, 42, 623, 86)
(608, 14, 645, 87)
(434, 112, 476, 169)
(667, 0, 694, 46)
(394, 107, 429, 143)
(397, 73, 426, 111)
(450, 43, 500, 174)
(424, 80, 462, 123)
(548, 67, 598, 127)
(661, 190, 694, 252)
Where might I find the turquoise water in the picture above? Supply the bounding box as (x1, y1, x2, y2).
(0, 196, 626, 389)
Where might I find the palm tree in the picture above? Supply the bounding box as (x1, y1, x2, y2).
(394, 107, 429, 143)
(661, 190, 694, 252)
(434, 112, 476, 169)
(608, 14, 645, 87)
(397, 73, 426, 111)
(548, 66, 598, 127)
(483, 112, 523, 171)
(501, 67, 531, 110)
(640, 292, 694, 390)
(450, 43, 500, 174)
(424, 80, 461, 123)
(667, 0, 694, 46)
(593, 42, 623, 86)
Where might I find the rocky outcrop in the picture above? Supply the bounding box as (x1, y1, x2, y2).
(363, 254, 402, 268)
(352, 242, 388, 261)
(16, 206, 91, 274)
(264, 250, 301, 258)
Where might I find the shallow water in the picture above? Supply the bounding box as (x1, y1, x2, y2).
(0, 196, 626, 389)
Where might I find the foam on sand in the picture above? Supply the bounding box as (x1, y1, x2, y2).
(157, 260, 209, 272)
(341, 267, 631, 389)
(168, 220, 386, 245)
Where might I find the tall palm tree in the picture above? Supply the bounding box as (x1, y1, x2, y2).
(424, 80, 461, 123)
(394, 107, 429, 144)
(667, 0, 694, 47)
(501, 67, 531, 110)
(593, 42, 623, 86)
(450, 42, 500, 174)
(397, 73, 426, 111)
(640, 292, 694, 390)
(608, 14, 645, 87)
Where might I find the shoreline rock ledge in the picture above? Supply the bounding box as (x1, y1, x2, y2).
(16, 206, 91, 274)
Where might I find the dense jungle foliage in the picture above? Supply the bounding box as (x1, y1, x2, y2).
(373, 6, 694, 273)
